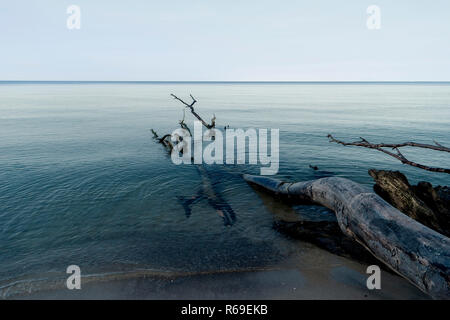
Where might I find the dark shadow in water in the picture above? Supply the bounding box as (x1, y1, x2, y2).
(250, 185, 390, 269)
(177, 165, 236, 226)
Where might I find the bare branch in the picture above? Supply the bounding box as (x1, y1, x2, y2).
(158, 134, 171, 143)
(152, 94, 215, 153)
(178, 109, 192, 136)
(327, 134, 450, 174)
(433, 140, 446, 148)
(359, 137, 370, 144)
(171, 94, 215, 129)
(170, 93, 196, 108)
(150, 129, 173, 151)
(150, 129, 159, 139)
(328, 134, 450, 153)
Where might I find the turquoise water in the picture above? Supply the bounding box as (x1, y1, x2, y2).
(0, 82, 449, 297)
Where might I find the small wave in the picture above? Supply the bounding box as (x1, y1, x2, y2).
(1, 266, 281, 299)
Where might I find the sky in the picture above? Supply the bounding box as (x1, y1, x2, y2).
(0, 0, 449, 81)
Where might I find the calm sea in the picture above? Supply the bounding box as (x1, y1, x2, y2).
(0, 82, 448, 297)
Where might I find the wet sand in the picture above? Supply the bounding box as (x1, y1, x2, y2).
(13, 245, 428, 300)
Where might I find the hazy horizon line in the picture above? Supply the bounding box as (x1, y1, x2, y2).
(2, 80, 450, 84)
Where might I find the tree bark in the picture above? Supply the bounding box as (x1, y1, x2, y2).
(243, 174, 450, 299)
(369, 169, 450, 237)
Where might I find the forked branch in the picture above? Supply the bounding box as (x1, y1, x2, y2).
(327, 135, 450, 174)
(151, 129, 173, 151)
(171, 94, 216, 129)
(151, 94, 217, 152)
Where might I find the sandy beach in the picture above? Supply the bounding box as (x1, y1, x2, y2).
(11, 243, 428, 300)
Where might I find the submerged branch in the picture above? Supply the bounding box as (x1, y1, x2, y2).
(152, 94, 217, 153)
(150, 129, 173, 151)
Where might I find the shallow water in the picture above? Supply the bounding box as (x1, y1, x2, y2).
(0, 82, 448, 298)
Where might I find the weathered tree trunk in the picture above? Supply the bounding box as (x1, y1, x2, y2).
(243, 174, 450, 299)
(369, 169, 450, 237)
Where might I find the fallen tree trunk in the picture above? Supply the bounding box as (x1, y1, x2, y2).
(369, 170, 450, 237)
(243, 174, 450, 299)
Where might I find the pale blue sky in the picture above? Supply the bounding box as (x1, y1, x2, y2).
(0, 0, 449, 81)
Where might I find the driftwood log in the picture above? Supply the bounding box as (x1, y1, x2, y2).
(369, 170, 450, 237)
(244, 174, 450, 299)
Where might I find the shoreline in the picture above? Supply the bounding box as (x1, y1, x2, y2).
(12, 268, 429, 300)
(5, 248, 429, 300)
